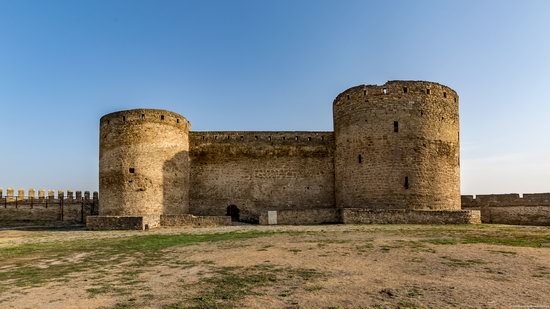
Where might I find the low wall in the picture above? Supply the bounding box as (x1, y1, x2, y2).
(87, 214, 231, 230)
(259, 208, 341, 225)
(341, 209, 481, 225)
(461, 193, 550, 226)
(160, 214, 232, 227)
(86, 216, 154, 230)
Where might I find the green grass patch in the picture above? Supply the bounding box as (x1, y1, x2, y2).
(0, 231, 279, 290)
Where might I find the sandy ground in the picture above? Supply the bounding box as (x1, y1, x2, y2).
(0, 224, 549, 309)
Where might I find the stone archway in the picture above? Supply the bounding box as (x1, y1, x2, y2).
(226, 204, 240, 222)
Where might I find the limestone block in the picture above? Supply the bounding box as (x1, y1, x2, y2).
(38, 189, 46, 201)
(28, 188, 36, 200)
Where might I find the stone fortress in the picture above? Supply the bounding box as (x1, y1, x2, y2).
(1, 80, 548, 229)
(87, 80, 481, 230)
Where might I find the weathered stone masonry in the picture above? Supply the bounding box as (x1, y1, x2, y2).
(3, 80, 548, 228)
(462, 193, 550, 226)
(0, 188, 98, 224)
(86, 80, 483, 229)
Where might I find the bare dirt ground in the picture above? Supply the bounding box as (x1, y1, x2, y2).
(0, 224, 548, 308)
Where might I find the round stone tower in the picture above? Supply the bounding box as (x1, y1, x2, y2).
(99, 109, 190, 217)
(333, 80, 460, 210)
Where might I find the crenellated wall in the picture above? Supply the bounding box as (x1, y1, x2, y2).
(189, 131, 335, 222)
(0, 188, 98, 224)
(461, 193, 550, 226)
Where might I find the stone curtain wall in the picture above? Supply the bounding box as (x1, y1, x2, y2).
(0, 188, 98, 224)
(189, 131, 335, 222)
(461, 194, 550, 226)
(333, 81, 460, 211)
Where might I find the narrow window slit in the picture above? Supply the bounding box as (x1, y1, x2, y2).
(358, 154, 362, 163)
(404, 176, 409, 189)
(394, 121, 399, 133)
(403, 87, 408, 93)
(161, 115, 165, 120)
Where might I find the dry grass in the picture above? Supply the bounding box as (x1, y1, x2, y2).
(0, 224, 548, 308)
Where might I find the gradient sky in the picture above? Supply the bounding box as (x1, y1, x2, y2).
(1, 0, 549, 195)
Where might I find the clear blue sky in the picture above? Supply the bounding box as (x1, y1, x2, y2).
(1, 0, 549, 195)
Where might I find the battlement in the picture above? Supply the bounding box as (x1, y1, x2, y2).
(100, 108, 190, 131)
(0, 187, 98, 203)
(461, 193, 550, 207)
(190, 131, 334, 145)
(0, 187, 99, 224)
(333, 80, 458, 107)
(190, 131, 334, 163)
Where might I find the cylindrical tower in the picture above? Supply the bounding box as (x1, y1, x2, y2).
(334, 81, 460, 210)
(99, 109, 190, 216)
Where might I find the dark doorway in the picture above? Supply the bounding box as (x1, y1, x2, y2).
(226, 205, 240, 222)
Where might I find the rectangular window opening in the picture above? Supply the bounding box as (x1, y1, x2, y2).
(129, 168, 135, 174)
(140, 114, 145, 120)
(443, 92, 447, 98)
(358, 154, 362, 163)
(394, 121, 399, 133)
(404, 176, 409, 189)
(161, 115, 165, 120)
(122, 116, 126, 121)
(383, 88, 388, 94)
(403, 87, 408, 93)
(177, 119, 180, 123)
(426, 89, 431, 95)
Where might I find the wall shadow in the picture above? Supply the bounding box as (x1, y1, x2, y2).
(162, 150, 190, 215)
